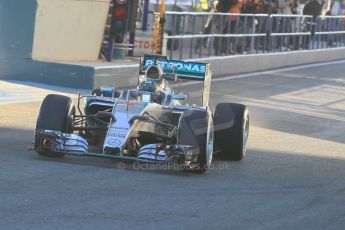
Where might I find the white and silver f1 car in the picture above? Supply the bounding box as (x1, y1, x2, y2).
(34, 55, 249, 173)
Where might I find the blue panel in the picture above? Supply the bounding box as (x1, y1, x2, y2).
(0, 0, 37, 58)
(143, 56, 207, 80)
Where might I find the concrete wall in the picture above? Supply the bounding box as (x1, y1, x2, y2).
(0, 58, 95, 88)
(32, 0, 110, 61)
(0, 0, 37, 58)
(193, 48, 345, 77)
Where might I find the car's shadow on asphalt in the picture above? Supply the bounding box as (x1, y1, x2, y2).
(32, 155, 211, 177)
(1, 126, 345, 179)
(28, 146, 345, 182)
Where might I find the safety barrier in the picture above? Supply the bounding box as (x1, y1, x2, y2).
(163, 11, 345, 59)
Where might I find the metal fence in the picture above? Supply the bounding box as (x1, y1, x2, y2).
(164, 11, 345, 59)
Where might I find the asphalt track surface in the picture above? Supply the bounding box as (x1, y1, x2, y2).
(0, 61, 344, 230)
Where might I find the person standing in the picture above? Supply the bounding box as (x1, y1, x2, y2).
(215, 0, 240, 55)
(302, 0, 322, 49)
(195, 0, 239, 55)
(327, 0, 343, 46)
(225, 0, 242, 54)
(241, 0, 257, 53)
(277, 0, 295, 49)
(194, 0, 218, 53)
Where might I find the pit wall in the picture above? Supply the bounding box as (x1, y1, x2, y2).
(195, 48, 345, 77)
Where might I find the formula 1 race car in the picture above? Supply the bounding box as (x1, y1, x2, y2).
(34, 55, 249, 173)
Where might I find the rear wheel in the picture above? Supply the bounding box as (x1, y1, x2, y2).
(213, 103, 249, 161)
(177, 109, 213, 173)
(35, 94, 75, 158)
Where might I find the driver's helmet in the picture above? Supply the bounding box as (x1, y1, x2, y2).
(145, 65, 162, 80)
(139, 64, 163, 92)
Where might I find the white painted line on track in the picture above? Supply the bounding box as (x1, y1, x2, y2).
(93, 64, 138, 70)
(190, 47, 345, 62)
(178, 59, 345, 87)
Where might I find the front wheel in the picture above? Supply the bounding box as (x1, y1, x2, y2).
(213, 103, 249, 161)
(35, 94, 75, 158)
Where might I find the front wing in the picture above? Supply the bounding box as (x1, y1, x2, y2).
(35, 129, 199, 166)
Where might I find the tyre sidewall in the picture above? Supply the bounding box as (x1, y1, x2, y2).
(214, 103, 249, 161)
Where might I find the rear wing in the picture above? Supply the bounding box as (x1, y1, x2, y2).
(139, 55, 212, 107)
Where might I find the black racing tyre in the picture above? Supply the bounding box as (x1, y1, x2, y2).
(177, 109, 212, 173)
(213, 103, 249, 161)
(35, 94, 75, 158)
(91, 88, 121, 98)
